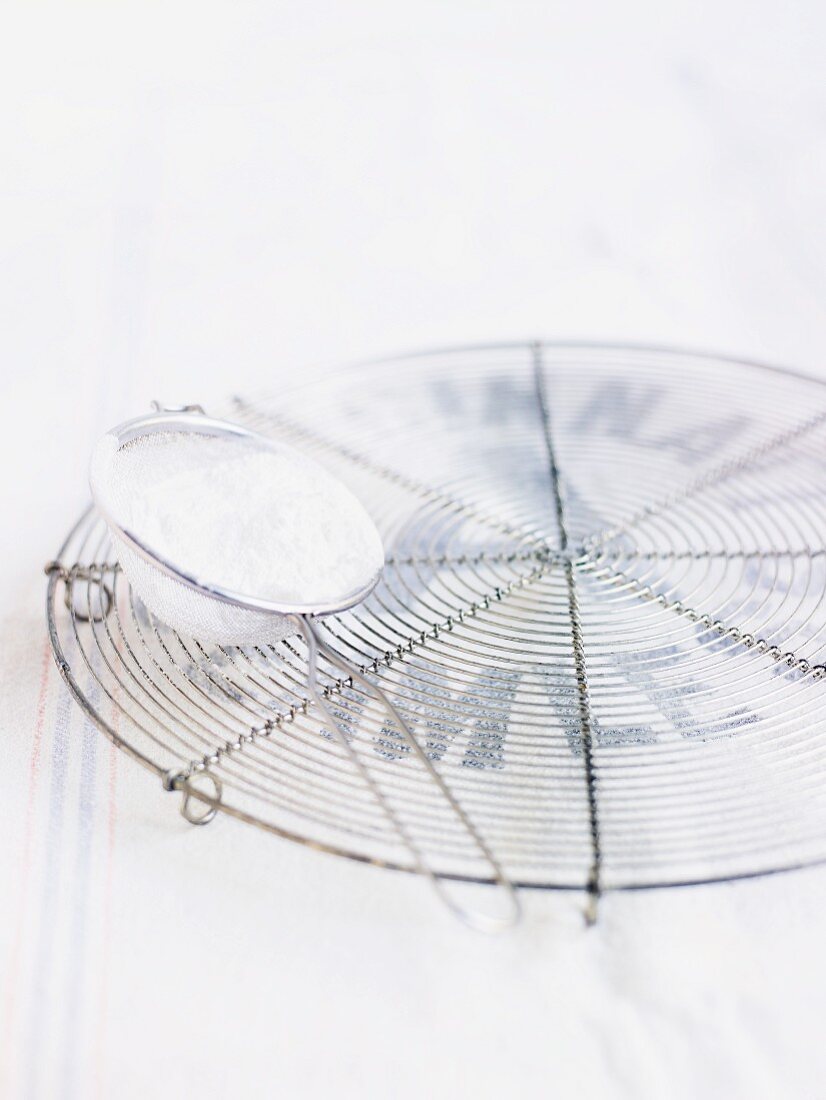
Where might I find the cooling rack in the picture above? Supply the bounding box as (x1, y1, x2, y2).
(45, 342, 826, 913)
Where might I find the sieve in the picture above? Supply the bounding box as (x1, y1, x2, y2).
(89, 403, 520, 932)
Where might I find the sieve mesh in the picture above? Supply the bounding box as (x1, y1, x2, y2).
(112, 536, 298, 645)
(88, 420, 384, 645)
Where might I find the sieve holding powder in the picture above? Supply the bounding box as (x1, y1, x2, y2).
(90, 405, 520, 931)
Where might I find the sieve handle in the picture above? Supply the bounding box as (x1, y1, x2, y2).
(295, 615, 521, 933)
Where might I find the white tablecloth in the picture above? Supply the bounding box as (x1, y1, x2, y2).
(2, 3, 826, 1096)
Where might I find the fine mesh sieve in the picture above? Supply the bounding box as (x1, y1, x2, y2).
(88, 404, 520, 932)
(88, 405, 388, 644)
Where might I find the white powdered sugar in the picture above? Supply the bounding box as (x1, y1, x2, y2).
(91, 429, 384, 610)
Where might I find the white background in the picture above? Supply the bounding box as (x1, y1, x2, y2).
(2, 2, 826, 1097)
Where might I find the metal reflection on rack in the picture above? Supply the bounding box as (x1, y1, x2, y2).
(45, 342, 826, 917)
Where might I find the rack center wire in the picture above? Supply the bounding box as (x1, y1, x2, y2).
(532, 344, 602, 918)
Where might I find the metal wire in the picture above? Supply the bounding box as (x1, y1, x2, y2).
(45, 342, 826, 896)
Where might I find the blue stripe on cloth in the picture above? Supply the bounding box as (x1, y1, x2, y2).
(61, 704, 99, 1097)
(24, 683, 73, 1099)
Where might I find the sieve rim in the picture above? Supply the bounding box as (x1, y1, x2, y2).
(89, 409, 384, 617)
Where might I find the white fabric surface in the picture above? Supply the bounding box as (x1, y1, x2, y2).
(2, 2, 826, 1097)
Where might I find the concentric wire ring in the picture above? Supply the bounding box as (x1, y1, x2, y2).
(45, 342, 826, 893)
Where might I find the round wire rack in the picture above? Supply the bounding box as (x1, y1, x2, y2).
(46, 342, 826, 902)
